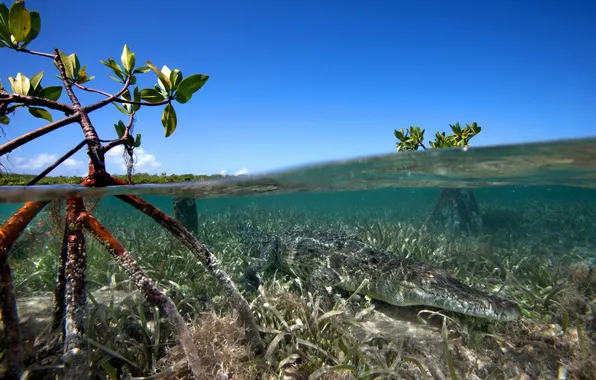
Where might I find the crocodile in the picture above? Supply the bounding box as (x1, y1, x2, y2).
(241, 228, 521, 322)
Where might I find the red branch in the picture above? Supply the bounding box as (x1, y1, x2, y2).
(79, 211, 202, 377)
(0, 200, 48, 379)
(0, 201, 50, 265)
(108, 177, 263, 354)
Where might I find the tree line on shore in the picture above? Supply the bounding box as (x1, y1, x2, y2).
(0, 172, 226, 186)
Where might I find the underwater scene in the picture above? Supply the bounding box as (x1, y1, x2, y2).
(2, 138, 596, 379)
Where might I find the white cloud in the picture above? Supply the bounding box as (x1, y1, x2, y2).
(13, 153, 57, 170)
(220, 169, 228, 175)
(106, 145, 161, 173)
(235, 167, 249, 175)
(62, 158, 81, 168)
(10, 153, 85, 174)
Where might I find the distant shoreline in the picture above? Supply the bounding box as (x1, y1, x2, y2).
(0, 173, 226, 186)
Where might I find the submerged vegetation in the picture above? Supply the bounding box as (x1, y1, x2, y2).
(5, 193, 596, 378)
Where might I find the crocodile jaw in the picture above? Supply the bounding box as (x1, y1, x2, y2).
(364, 269, 522, 321)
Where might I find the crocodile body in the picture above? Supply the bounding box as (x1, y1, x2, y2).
(243, 229, 521, 321)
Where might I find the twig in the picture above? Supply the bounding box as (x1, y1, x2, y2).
(0, 113, 81, 157)
(27, 140, 88, 185)
(72, 83, 112, 97)
(84, 77, 131, 113)
(79, 211, 203, 378)
(0, 92, 74, 114)
(14, 47, 55, 58)
(73, 82, 170, 107)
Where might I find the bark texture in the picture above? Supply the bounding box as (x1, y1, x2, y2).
(62, 197, 89, 380)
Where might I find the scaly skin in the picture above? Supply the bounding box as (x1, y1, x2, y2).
(251, 230, 521, 321)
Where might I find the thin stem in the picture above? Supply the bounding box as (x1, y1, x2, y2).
(84, 77, 131, 113)
(72, 83, 112, 97)
(14, 47, 55, 58)
(27, 139, 88, 185)
(79, 211, 202, 378)
(111, 184, 263, 355)
(113, 98, 170, 107)
(0, 113, 80, 157)
(0, 92, 75, 115)
(73, 82, 170, 107)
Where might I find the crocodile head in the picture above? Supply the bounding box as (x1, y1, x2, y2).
(367, 264, 522, 321)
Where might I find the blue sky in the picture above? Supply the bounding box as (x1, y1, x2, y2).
(1, 0, 594, 176)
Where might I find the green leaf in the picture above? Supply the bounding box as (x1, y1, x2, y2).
(9, 72, 30, 95)
(134, 133, 141, 148)
(114, 120, 126, 138)
(38, 85, 62, 101)
(126, 135, 134, 146)
(100, 57, 125, 81)
(133, 66, 150, 74)
(28, 106, 52, 122)
(174, 74, 209, 104)
(139, 88, 165, 103)
(21, 10, 39, 47)
(121, 44, 135, 73)
(161, 103, 177, 137)
(450, 123, 462, 135)
(108, 75, 124, 83)
(57, 50, 75, 80)
(146, 60, 171, 93)
(113, 102, 129, 115)
(121, 89, 132, 113)
(0, 115, 9, 124)
(0, 3, 13, 44)
(8, 1, 30, 43)
(132, 86, 141, 112)
(29, 71, 43, 93)
(170, 69, 182, 89)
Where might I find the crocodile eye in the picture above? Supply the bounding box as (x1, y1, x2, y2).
(424, 270, 435, 278)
